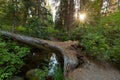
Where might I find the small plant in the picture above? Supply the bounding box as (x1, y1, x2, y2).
(25, 17, 40, 37)
(53, 66, 65, 80)
(0, 36, 30, 80)
(53, 66, 73, 80)
(15, 26, 26, 33)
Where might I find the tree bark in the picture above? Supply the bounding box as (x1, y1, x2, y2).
(38, 0, 40, 19)
(12, 0, 15, 33)
(0, 31, 80, 76)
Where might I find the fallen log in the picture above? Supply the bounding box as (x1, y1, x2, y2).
(0, 31, 80, 75)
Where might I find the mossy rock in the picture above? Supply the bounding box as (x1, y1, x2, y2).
(11, 76, 24, 80)
(26, 69, 48, 80)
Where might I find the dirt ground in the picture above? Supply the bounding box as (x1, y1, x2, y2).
(67, 58, 120, 80)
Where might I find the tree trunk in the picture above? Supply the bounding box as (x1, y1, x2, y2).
(0, 31, 81, 76)
(12, 0, 15, 33)
(38, 0, 40, 19)
(55, 0, 75, 32)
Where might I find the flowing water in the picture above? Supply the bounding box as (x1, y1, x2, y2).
(48, 53, 58, 75)
(17, 48, 64, 79)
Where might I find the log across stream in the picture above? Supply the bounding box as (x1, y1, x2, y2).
(0, 31, 82, 76)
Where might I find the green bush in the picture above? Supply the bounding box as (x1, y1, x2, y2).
(0, 25, 12, 31)
(39, 26, 59, 39)
(55, 31, 70, 41)
(15, 26, 26, 33)
(25, 17, 58, 39)
(105, 26, 120, 65)
(81, 33, 109, 60)
(80, 25, 120, 65)
(101, 12, 120, 27)
(0, 36, 30, 80)
(69, 26, 88, 40)
(25, 17, 40, 37)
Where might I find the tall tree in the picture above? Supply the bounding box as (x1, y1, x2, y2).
(55, 0, 75, 32)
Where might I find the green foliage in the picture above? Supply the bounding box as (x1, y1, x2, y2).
(55, 31, 70, 41)
(101, 12, 120, 27)
(105, 26, 120, 65)
(81, 32, 109, 60)
(0, 36, 30, 80)
(53, 66, 65, 80)
(0, 25, 12, 31)
(26, 68, 48, 80)
(80, 24, 120, 64)
(15, 26, 26, 33)
(53, 66, 72, 80)
(25, 17, 40, 36)
(25, 16, 58, 39)
(39, 26, 59, 39)
(69, 26, 88, 40)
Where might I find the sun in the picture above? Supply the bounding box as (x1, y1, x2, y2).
(79, 13, 86, 22)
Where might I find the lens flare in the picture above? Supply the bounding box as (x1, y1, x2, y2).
(79, 13, 86, 22)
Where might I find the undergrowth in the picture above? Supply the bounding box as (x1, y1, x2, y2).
(0, 36, 30, 80)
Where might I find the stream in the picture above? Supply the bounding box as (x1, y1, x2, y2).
(16, 48, 64, 80)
